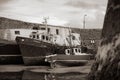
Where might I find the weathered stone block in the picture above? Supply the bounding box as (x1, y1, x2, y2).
(88, 0, 120, 80)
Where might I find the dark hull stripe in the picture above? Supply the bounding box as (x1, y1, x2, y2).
(23, 57, 49, 65)
(0, 56, 23, 64)
(0, 55, 21, 56)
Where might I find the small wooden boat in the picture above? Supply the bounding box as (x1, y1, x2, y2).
(45, 48, 92, 68)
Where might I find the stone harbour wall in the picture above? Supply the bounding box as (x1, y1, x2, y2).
(88, 0, 120, 80)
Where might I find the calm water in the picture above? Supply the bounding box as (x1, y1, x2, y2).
(0, 70, 87, 80)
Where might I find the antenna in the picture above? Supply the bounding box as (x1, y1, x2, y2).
(43, 17, 49, 24)
(68, 26, 72, 47)
(83, 14, 87, 29)
(43, 17, 49, 29)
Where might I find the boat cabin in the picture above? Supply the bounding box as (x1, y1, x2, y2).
(65, 48, 83, 55)
(30, 32, 52, 43)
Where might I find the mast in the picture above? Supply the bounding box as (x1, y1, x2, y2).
(43, 17, 49, 30)
(68, 26, 72, 47)
(68, 26, 75, 55)
(83, 14, 87, 29)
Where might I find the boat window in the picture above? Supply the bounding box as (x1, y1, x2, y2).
(33, 35, 36, 39)
(15, 31, 20, 35)
(47, 28, 50, 34)
(41, 28, 46, 30)
(42, 35, 45, 40)
(75, 48, 78, 53)
(65, 49, 71, 55)
(56, 29, 59, 35)
(72, 36, 76, 40)
(46, 36, 48, 41)
(32, 32, 37, 34)
(37, 35, 39, 39)
(21, 39, 24, 41)
(78, 49, 80, 53)
(32, 27, 39, 30)
(67, 50, 70, 53)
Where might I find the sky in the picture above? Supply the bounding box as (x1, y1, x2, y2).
(0, 0, 108, 28)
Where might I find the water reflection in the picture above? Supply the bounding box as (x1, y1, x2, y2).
(0, 71, 23, 80)
(0, 70, 87, 80)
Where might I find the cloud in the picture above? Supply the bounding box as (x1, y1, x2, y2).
(65, 0, 107, 7)
(0, 0, 11, 10)
(0, 0, 10, 4)
(63, 0, 108, 28)
(0, 0, 108, 28)
(65, 1, 100, 9)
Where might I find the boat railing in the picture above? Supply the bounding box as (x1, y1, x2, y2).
(45, 54, 57, 62)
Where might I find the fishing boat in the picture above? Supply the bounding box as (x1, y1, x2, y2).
(45, 26, 91, 68)
(15, 18, 56, 65)
(0, 38, 23, 64)
(45, 47, 91, 68)
(16, 36, 54, 65)
(15, 30, 84, 65)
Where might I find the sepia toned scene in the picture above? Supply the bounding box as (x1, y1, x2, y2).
(0, 0, 120, 80)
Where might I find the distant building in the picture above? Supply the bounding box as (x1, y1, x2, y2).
(72, 29, 102, 51)
(0, 17, 101, 49)
(0, 25, 81, 46)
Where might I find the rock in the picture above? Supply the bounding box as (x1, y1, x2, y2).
(88, 0, 120, 80)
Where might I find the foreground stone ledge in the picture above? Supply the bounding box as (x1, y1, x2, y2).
(88, 0, 120, 80)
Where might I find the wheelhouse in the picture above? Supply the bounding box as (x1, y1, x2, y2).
(65, 48, 82, 55)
